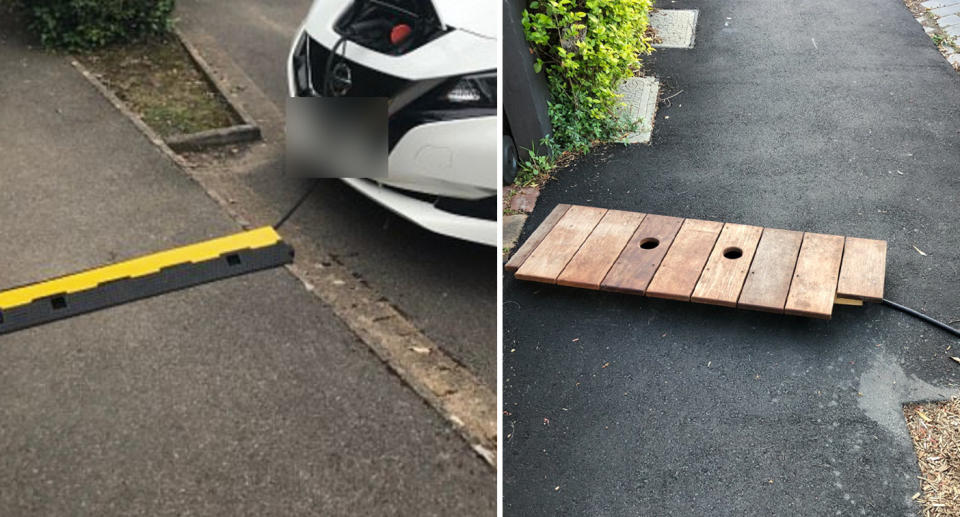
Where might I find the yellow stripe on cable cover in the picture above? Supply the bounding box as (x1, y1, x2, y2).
(0, 227, 281, 310)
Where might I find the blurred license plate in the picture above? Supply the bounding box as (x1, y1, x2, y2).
(286, 97, 387, 179)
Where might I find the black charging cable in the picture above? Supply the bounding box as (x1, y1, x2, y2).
(881, 298, 960, 338)
(322, 36, 350, 97)
(274, 179, 321, 230)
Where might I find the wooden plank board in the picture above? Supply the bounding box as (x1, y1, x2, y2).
(736, 228, 804, 313)
(600, 214, 685, 295)
(690, 223, 763, 307)
(514, 205, 607, 283)
(837, 237, 887, 302)
(646, 219, 723, 301)
(504, 204, 571, 272)
(784, 233, 845, 319)
(557, 210, 645, 289)
(509, 203, 889, 319)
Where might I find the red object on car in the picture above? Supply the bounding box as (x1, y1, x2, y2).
(390, 23, 412, 45)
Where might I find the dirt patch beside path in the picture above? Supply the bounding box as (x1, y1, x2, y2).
(77, 36, 240, 137)
(905, 397, 960, 516)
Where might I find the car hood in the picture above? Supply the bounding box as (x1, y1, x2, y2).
(298, 0, 496, 81)
(432, 1, 497, 39)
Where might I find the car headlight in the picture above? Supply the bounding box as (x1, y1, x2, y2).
(386, 70, 497, 149)
(441, 72, 496, 107)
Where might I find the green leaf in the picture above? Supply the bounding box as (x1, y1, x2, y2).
(522, 0, 654, 154)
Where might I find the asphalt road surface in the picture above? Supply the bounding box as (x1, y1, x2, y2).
(504, 0, 960, 514)
(177, 0, 497, 387)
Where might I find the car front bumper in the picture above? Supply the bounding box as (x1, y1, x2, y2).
(286, 27, 497, 246)
(342, 178, 496, 246)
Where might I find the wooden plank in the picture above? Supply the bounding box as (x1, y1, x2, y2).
(600, 214, 685, 295)
(835, 296, 864, 306)
(837, 237, 887, 302)
(691, 223, 763, 307)
(504, 204, 571, 272)
(514, 205, 607, 283)
(784, 233, 845, 319)
(736, 228, 804, 313)
(557, 210, 645, 289)
(645, 219, 723, 301)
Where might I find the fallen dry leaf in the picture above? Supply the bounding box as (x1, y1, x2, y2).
(601, 362, 610, 369)
(914, 245, 928, 256)
(409, 346, 431, 354)
(951, 357, 960, 365)
(905, 396, 960, 515)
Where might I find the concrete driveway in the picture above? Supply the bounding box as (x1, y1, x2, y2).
(503, 0, 960, 514)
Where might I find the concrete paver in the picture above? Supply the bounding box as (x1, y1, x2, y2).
(651, 9, 699, 49)
(933, 3, 960, 16)
(922, 0, 960, 9)
(617, 76, 660, 144)
(937, 13, 960, 26)
(503, 214, 528, 251)
(509, 187, 541, 213)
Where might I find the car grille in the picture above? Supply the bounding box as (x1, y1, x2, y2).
(295, 36, 492, 151)
(307, 37, 410, 98)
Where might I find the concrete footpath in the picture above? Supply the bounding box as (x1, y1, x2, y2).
(503, 0, 960, 514)
(0, 15, 493, 516)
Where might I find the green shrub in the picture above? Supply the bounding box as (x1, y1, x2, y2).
(22, 0, 175, 50)
(523, 0, 653, 152)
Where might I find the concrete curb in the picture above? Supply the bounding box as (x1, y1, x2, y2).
(165, 123, 261, 152)
(171, 28, 262, 150)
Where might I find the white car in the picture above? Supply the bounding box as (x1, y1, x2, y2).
(287, 0, 498, 246)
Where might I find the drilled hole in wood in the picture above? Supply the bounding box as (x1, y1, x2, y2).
(639, 238, 660, 250)
(723, 247, 743, 259)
